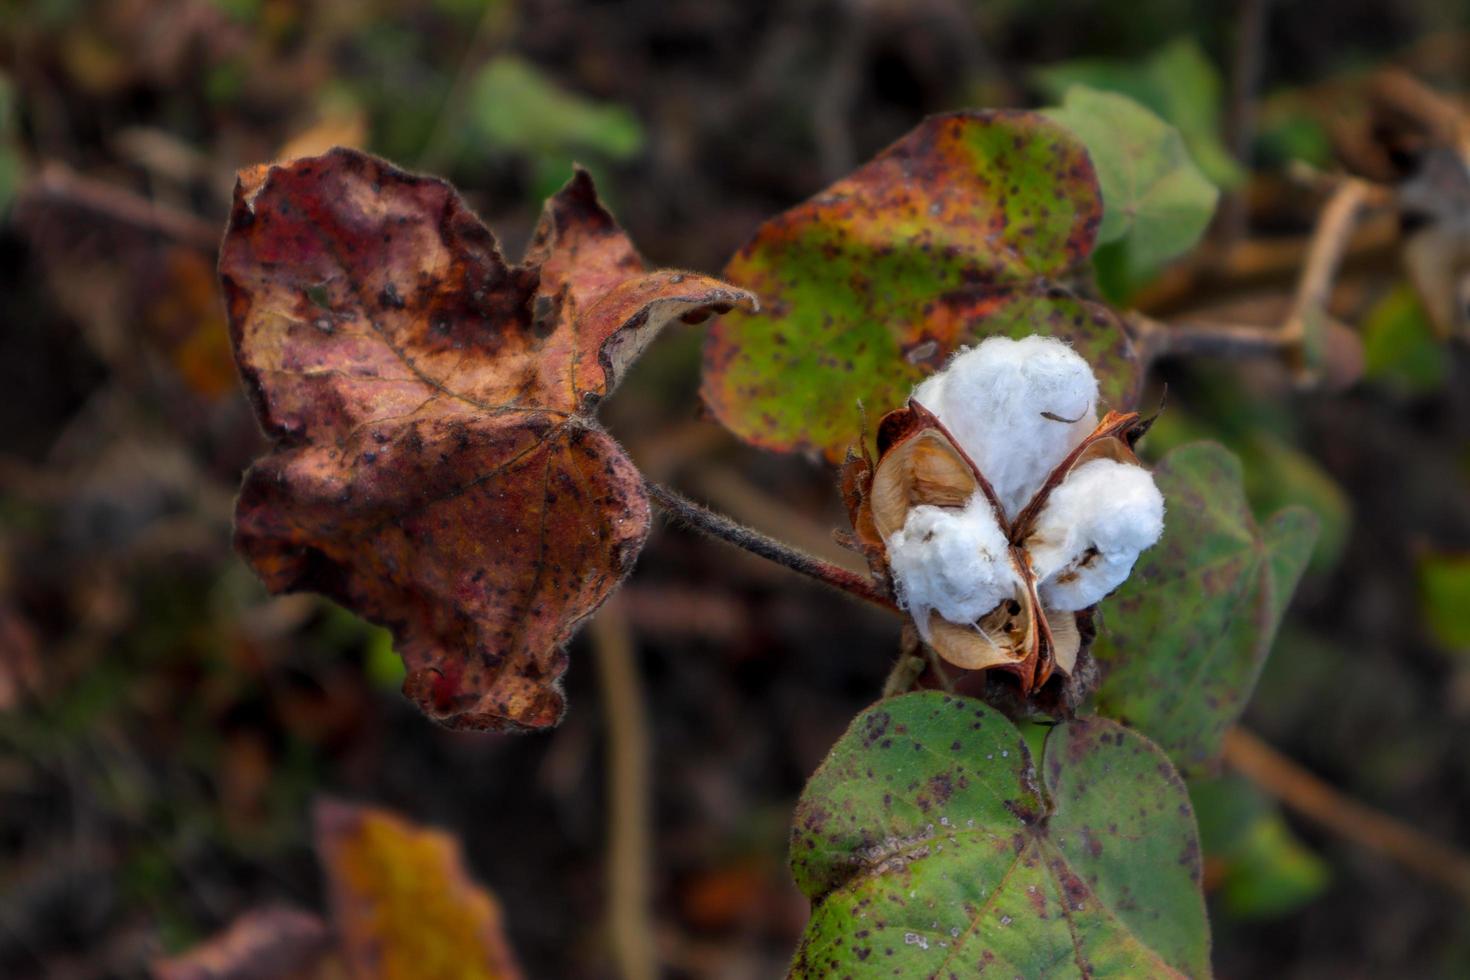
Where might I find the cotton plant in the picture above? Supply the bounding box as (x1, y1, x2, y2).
(843, 335, 1164, 700)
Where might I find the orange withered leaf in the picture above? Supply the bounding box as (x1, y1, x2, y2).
(222, 149, 754, 731)
(315, 799, 523, 980)
(156, 801, 527, 980)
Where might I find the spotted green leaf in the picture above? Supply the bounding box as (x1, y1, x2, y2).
(789, 692, 1210, 978)
(1044, 87, 1218, 294)
(1142, 407, 1351, 576)
(1091, 443, 1318, 774)
(702, 110, 1140, 461)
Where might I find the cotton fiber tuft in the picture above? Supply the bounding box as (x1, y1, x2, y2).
(913, 335, 1098, 519)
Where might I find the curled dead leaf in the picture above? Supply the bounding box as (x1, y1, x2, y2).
(222, 148, 754, 731)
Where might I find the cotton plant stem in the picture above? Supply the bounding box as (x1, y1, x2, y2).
(25, 162, 221, 250)
(1280, 177, 1381, 344)
(1370, 68, 1470, 152)
(1130, 212, 1399, 314)
(416, 1, 517, 172)
(1128, 177, 1387, 380)
(1125, 310, 1292, 365)
(644, 480, 900, 614)
(590, 597, 658, 980)
(1217, 0, 1269, 248)
(688, 464, 858, 569)
(811, 0, 874, 181)
(881, 623, 930, 698)
(1223, 727, 1470, 901)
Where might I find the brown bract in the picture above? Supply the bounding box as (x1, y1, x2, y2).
(221, 148, 754, 731)
(842, 403, 1150, 699)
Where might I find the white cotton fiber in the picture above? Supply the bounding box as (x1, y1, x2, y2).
(913, 336, 1099, 519)
(1028, 458, 1165, 611)
(886, 496, 1018, 639)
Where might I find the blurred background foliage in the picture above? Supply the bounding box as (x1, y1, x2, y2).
(0, 1, 1468, 977)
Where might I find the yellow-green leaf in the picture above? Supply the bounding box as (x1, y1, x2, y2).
(702, 111, 1140, 461)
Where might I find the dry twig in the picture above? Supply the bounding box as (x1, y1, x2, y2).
(1217, 0, 1269, 248)
(1128, 177, 1390, 385)
(1224, 727, 1470, 901)
(1371, 68, 1470, 153)
(591, 598, 658, 980)
(23, 162, 220, 251)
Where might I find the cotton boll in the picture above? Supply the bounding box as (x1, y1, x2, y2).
(913, 336, 1098, 518)
(1041, 551, 1142, 612)
(910, 365, 947, 414)
(1027, 459, 1164, 578)
(886, 497, 1018, 638)
(1029, 458, 1165, 611)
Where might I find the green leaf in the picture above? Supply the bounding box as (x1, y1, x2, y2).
(1362, 282, 1449, 395)
(469, 56, 643, 161)
(1137, 383, 1351, 575)
(1044, 87, 1218, 294)
(1091, 443, 1318, 774)
(703, 111, 1140, 461)
(789, 692, 1210, 978)
(1419, 553, 1470, 652)
(1034, 38, 1245, 190)
(1255, 104, 1336, 171)
(1190, 776, 1328, 920)
(1239, 432, 1351, 577)
(0, 71, 21, 215)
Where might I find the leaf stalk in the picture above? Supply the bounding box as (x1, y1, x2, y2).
(643, 479, 900, 615)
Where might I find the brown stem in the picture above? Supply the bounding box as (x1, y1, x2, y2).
(812, 0, 873, 181)
(1370, 68, 1470, 150)
(881, 624, 929, 698)
(1224, 727, 1470, 900)
(1129, 177, 1388, 384)
(1126, 311, 1292, 365)
(1217, 0, 1269, 247)
(24, 162, 221, 251)
(1280, 177, 1380, 344)
(644, 479, 900, 614)
(687, 464, 856, 567)
(590, 597, 658, 980)
(1130, 210, 1400, 315)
